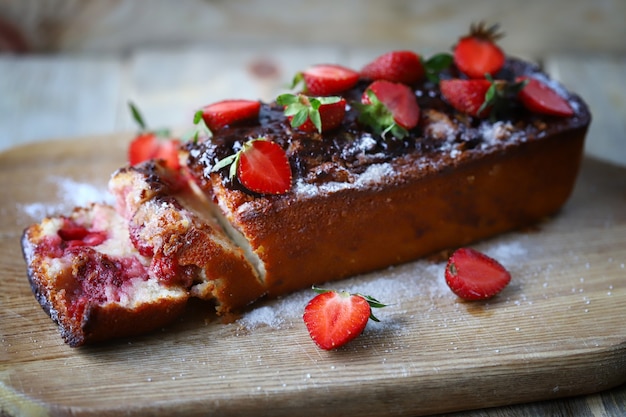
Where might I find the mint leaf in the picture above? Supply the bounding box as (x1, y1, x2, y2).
(128, 101, 147, 131)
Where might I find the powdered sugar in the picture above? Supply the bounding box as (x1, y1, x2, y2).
(479, 121, 520, 147)
(18, 176, 112, 220)
(236, 238, 529, 331)
(293, 162, 395, 197)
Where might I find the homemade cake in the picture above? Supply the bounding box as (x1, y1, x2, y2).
(21, 25, 591, 345)
(184, 57, 590, 296)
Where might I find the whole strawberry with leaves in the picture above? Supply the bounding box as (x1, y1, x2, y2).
(453, 22, 505, 79)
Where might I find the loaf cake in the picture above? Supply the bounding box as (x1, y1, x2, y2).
(21, 25, 591, 346)
(184, 57, 590, 297)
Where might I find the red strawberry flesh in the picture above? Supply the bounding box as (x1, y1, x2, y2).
(364, 80, 420, 129)
(201, 99, 261, 132)
(440, 79, 492, 117)
(302, 64, 359, 96)
(517, 76, 574, 117)
(128, 133, 159, 166)
(445, 248, 511, 300)
(361, 50, 425, 84)
(303, 291, 371, 350)
(237, 140, 292, 195)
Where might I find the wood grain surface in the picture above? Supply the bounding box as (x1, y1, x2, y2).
(0, 136, 625, 417)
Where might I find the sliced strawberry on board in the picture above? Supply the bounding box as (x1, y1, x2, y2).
(516, 76, 574, 117)
(361, 50, 425, 84)
(357, 80, 420, 138)
(277, 93, 346, 133)
(200, 99, 261, 132)
(440, 78, 493, 117)
(445, 247, 512, 300)
(303, 287, 386, 350)
(212, 137, 292, 195)
(453, 22, 505, 79)
(292, 64, 360, 96)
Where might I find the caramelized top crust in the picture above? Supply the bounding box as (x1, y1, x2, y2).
(185, 58, 590, 214)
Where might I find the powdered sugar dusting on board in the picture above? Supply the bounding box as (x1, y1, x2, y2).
(236, 238, 529, 331)
(18, 176, 112, 220)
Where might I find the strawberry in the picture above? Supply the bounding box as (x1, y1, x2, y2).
(445, 247, 512, 300)
(292, 64, 360, 96)
(200, 99, 261, 132)
(516, 76, 574, 117)
(277, 93, 346, 133)
(128, 133, 159, 166)
(453, 22, 505, 79)
(357, 80, 420, 138)
(212, 137, 292, 195)
(303, 287, 386, 350)
(58, 221, 107, 247)
(440, 78, 493, 117)
(127, 102, 180, 170)
(361, 50, 425, 84)
(152, 137, 181, 169)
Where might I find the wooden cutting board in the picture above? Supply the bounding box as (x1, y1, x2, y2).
(1, 135, 625, 417)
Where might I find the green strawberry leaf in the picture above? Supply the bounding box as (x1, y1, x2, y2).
(277, 93, 342, 133)
(423, 53, 453, 84)
(128, 101, 147, 131)
(355, 89, 408, 139)
(128, 101, 171, 138)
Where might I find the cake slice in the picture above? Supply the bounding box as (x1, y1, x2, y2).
(23, 161, 266, 347)
(108, 160, 266, 312)
(22, 203, 189, 347)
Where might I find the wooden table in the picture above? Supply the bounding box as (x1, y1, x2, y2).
(1, 46, 625, 416)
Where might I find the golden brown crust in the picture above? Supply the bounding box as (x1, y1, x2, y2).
(203, 113, 589, 297)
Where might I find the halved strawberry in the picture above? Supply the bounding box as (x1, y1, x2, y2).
(303, 287, 386, 350)
(201, 99, 261, 132)
(440, 78, 493, 117)
(361, 50, 425, 84)
(357, 80, 420, 138)
(212, 137, 292, 195)
(277, 93, 346, 133)
(516, 76, 574, 117)
(453, 22, 505, 79)
(292, 64, 360, 96)
(445, 248, 512, 300)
